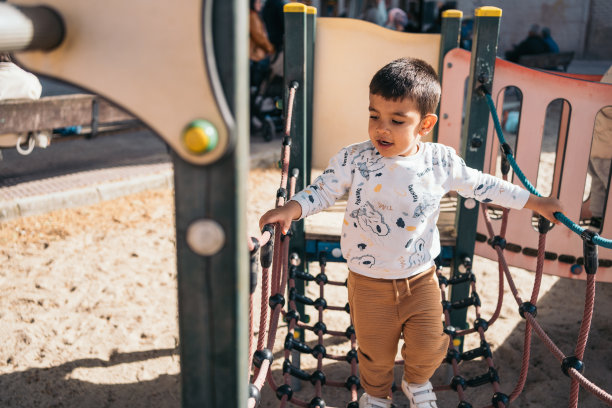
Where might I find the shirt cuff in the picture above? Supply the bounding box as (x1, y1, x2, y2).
(288, 196, 308, 220)
(514, 188, 531, 210)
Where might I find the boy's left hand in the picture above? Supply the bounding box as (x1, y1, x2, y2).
(524, 195, 565, 224)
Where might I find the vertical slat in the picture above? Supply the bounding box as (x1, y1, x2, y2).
(551, 101, 571, 198)
(433, 9, 462, 143)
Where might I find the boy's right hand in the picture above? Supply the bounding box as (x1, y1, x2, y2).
(259, 200, 303, 235)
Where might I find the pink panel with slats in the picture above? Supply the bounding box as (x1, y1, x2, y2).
(438, 48, 612, 282)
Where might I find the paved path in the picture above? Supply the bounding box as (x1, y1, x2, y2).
(0, 130, 280, 221)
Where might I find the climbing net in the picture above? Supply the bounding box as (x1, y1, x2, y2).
(246, 81, 612, 408)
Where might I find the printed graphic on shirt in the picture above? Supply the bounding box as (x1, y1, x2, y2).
(405, 237, 427, 266)
(412, 191, 438, 223)
(432, 148, 457, 176)
(474, 182, 495, 202)
(398, 255, 407, 269)
(350, 201, 391, 236)
(416, 166, 433, 177)
(341, 150, 350, 166)
(303, 184, 319, 204)
(351, 147, 385, 180)
(350, 254, 376, 268)
(432, 152, 449, 168)
(376, 201, 393, 211)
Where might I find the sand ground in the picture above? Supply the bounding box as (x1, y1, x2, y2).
(0, 166, 610, 408)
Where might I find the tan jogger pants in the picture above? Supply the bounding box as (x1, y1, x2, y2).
(347, 266, 447, 398)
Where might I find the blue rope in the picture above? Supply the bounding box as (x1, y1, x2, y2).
(484, 93, 612, 249)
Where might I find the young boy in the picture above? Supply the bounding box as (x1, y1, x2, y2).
(259, 57, 563, 408)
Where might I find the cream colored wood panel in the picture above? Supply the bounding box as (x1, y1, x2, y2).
(11, 0, 230, 165)
(311, 18, 440, 169)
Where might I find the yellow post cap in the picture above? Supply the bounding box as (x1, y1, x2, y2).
(475, 6, 502, 17)
(183, 119, 218, 154)
(442, 9, 463, 18)
(284, 2, 307, 13)
(307, 6, 317, 15)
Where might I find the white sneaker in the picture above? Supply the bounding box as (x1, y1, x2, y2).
(401, 379, 437, 408)
(358, 392, 395, 408)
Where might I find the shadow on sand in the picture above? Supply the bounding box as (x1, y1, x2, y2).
(0, 348, 180, 407)
(2, 279, 609, 407)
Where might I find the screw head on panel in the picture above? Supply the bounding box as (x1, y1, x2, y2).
(186, 219, 225, 256)
(464, 198, 477, 210)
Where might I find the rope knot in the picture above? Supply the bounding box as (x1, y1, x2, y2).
(581, 229, 599, 274)
(488, 235, 506, 250)
(491, 392, 509, 407)
(537, 215, 553, 234)
(519, 301, 537, 319)
(561, 356, 584, 377)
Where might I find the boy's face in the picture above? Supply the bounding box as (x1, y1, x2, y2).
(368, 93, 437, 157)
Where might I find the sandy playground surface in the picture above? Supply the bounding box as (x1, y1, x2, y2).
(0, 166, 611, 407)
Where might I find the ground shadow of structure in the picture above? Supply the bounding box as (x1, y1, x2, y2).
(490, 277, 612, 407)
(0, 348, 180, 407)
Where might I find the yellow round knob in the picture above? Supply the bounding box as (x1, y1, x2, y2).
(183, 119, 218, 154)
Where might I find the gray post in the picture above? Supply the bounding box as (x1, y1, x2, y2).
(449, 6, 502, 350)
(348, 0, 364, 19)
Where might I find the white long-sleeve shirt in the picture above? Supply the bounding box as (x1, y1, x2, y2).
(291, 141, 530, 279)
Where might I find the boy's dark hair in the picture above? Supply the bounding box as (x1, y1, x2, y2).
(369, 57, 441, 118)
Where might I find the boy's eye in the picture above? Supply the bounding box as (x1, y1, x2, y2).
(392, 119, 404, 125)
(369, 115, 378, 120)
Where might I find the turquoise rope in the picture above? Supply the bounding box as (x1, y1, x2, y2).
(484, 93, 612, 249)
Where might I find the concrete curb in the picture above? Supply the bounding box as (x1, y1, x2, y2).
(0, 171, 174, 221)
(0, 144, 280, 222)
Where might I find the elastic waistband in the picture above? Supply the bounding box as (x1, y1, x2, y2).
(349, 265, 436, 283)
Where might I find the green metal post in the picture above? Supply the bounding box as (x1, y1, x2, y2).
(284, 2, 309, 387)
(449, 6, 502, 350)
(433, 9, 462, 143)
(174, 0, 249, 406)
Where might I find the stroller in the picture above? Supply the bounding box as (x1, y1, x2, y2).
(250, 51, 285, 141)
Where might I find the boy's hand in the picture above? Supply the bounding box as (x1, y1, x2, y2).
(259, 200, 303, 235)
(524, 195, 565, 224)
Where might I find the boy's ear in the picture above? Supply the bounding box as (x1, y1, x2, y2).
(419, 114, 438, 135)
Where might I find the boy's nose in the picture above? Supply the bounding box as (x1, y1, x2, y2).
(376, 126, 390, 135)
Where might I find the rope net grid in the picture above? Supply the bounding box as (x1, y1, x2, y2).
(245, 82, 612, 408)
